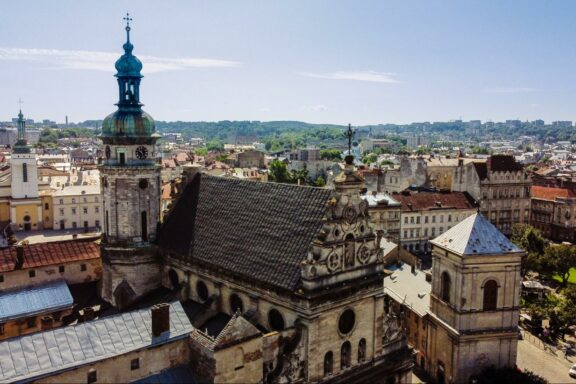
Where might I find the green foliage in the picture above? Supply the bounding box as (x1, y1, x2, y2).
(471, 146, 490, 155)
(290, 168, 309, 185)
(39, 127, 95, 145)
(320, 148, 342, 161)
(511, 224, 548, 276)
(268, 159, 291, 183)
(314, 175, 326, 187)
(194, 147, 208, 156)
(471, 366, 548, 384)
(207, 138, 224, 152)
(362, 153, 377, 164)
(543, 245, 576, 287)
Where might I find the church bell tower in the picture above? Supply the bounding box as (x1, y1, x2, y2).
(99, 14, 162, 309)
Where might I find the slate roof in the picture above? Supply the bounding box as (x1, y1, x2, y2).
(0, 280, 73, 322)
(0, 301, 192, 383)
(487, 154, 524, 173)
(158, 173, 333, 291)
(430, 213, 523, 256)
(0, 239, 100, 273)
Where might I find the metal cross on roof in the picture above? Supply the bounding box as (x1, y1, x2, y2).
(123, 12, 132, 28)
(343, 123, 355, 155)
(17, 98, 23, 111)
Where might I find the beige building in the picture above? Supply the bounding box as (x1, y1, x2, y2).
(452, 155, 531, 236)
(362, 191, 402, 242)
(51, 184, 102, 231)
(530, 185, 576, 243)
(394, 191, 477, 254)
(384, 214, 524, 384)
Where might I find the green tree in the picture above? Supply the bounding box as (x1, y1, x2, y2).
(290, 168, 309, 185)
(268, 159, 291, 183)
(543, 244, 576, 287)
(559, 285, 576, 326)
(207, 138, 224, 152)
(194, 147, 208, 156)
(362, 153, 377, 164)
(320, 148, 342, 161)
(314, 175, 326, 187)
(511, 224, 548, 276)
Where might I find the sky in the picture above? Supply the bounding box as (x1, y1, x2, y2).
(1, 1, 576, 125)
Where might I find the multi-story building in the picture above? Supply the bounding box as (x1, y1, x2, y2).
(530, 185, 576, 243)
(362, 191, 401, 242)
(452, 155, 532, 236)
(51, 185, 102, 231)
(394, 191, 477, 254)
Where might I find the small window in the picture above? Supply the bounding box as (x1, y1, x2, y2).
(59, 208, 64, 215)
(0, 274, 3, 283)
(0, 323, 4, 335)
(80, 264, 87, 272)
(27, 317, 36, 328)
(72, 198, 76, 204)
(59, 265, 65, 273)
(44, 203, 49, 210)
(29, 270, 36, 278)
(324, 351, 333, 376)
(59, 199, 63, 205)
(130, 358, 140, 370)
(95, 207, 99, 213)
(72, 222, 77, 229)
(83, 208, 88, 214)
(22, 163, 28, 183)
(268, 308, 285, 331)
(341, 341, 351, 369)
(87, 369, 97, 384)
(441, 272, 451, 303)
(196, 281, 209, 301)
(483, 280, 498, 311)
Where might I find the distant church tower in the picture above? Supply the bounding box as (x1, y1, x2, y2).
(10, 108, 41, 231)
(426, 213, 524, 384)
(100, 15, 162, 309)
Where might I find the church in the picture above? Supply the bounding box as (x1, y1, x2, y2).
(97, 18, 413, 383)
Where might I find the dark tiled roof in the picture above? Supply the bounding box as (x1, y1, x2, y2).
(0, 239, 100, 273)
(487, 154, 524, 173)
(158, 174, 332, 291)
(473, 162, 487, 180)
(394, 191, 477, 212)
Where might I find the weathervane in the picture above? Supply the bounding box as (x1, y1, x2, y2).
(344, 123, 355, 155)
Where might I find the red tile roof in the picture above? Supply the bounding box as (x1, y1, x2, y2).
(394, 191, 477, 212)
(531, 185, 576, 201)
(0, 239, 100, 273)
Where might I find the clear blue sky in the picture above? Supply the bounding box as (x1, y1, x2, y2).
(1, 0, 576, 125)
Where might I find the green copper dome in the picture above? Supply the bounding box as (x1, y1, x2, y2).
(100, 17, 159, 144)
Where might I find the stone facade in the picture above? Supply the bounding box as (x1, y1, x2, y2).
(530, 185, 576, 243)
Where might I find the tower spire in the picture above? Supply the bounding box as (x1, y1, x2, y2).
(123, 12, 132, 44)
(14, 103, 30, 154)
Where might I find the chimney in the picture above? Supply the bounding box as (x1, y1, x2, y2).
(41, 316, 54, 330)
(14, 245, 24, 270)
(152, 303, 170, 337)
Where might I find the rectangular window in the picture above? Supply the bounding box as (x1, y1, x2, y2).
(83, 198, 87, 203)
(22, 163, 28, 183)
(95, 220, 100, 228)
(29, 270, 36, 278)
(72, 222, 77, 229)
(59, 199, 63, 205)
(410, 217, 414, 224)
(72, 208, 77, 215)
(448, 215, 452, 222)
(424, 228, 428, 237)
(416, 216, 420, 224)
(432, 216, 436, 223)
(95, 207, 99, 213)
(440, 215, 444, 223)
(131, 358, 140, 370)
(59, 265, 65, 273)
(27, 317, 36, 329)
(440, 227, 444, 233)
(59, 208, 64, 215)
(404, 217, 408, 224)
(83, 208, 88, 214)
(403, 230, 408, 239)
(0, 323, 4, 335)
(72, 198, 76, 204)
(87, 370, 97, 384)
(81, 264, 87, 272)
(119, 152, 126, 165)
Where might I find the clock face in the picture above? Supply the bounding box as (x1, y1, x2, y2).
(135, 146, 148, 160)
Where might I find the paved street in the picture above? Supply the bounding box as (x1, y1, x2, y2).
(517, 336, 576, 384)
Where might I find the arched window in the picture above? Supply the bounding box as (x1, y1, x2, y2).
(358, 338, 366, 362)
(341, 341, 351, 369)
(22, 163, 28, 183)
(344, 234, 355, 267)
(268, 308, 285, 331)
(440, 272, 451, 303)
(196, 281, 209, 301)
(483, 280, 498, 311)
(324, 351, 333, 376)
(229, 294, 244, 313)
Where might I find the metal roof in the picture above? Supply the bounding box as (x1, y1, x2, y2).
(0, 280, 73, 322)
(430, 213, 523, 256)
(361, 193, 401, 207)
(0, 301, 193, 383)
(384, 263, 431, 317)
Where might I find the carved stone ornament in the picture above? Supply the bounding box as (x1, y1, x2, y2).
(343, 206, 357, 224)
(327, 251, 341, 272)
(359, 200, 369, 216)
(357, 245, 370, 264)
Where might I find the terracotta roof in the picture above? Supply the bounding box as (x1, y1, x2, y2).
(0, 239, 100, 273)
(158, 173, 332, 291)
(487, 154, 524, 173)
(394, 191, 477, 212)
(531, 185, 576, 201)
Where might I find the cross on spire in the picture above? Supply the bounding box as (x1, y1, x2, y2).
(123, 12, 132, 42)
(344, 123, 355, 155)
(17, 98, 23, 112)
